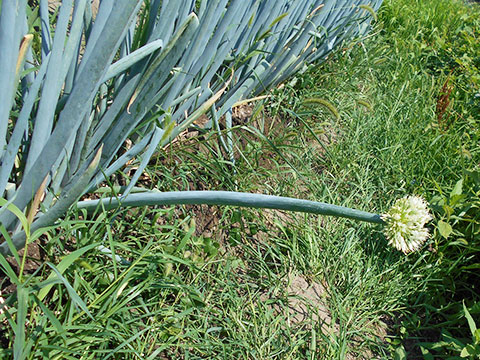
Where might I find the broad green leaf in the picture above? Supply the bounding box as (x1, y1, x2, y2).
(475, 329, 480, 343)
(419, 346, 435, 360)
(464, 302, 478, 337)
(438, 220, 453, 239)
(0, 198, 30, 238)
(394, 345, 407, 360)
(461, 263, 480, 270)
(442, 329, 465, 349)
(460, 344, 479, 357)
(451, 178, 464, 197)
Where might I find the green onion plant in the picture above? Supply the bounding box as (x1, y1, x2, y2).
(0, 0, 384, 257)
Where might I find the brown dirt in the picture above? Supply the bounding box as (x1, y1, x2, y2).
(0, 240, 46, 300)
(280, 273, 334, 332)
(0, 240, 46, 347)
(48, 0, 99, 16)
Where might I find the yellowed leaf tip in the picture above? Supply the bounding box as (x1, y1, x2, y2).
(88, 144, 104, 172)
(16, 34, 34, 76)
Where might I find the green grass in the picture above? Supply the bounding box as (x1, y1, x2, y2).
(1, 0, 480, 358)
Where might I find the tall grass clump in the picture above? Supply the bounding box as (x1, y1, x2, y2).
(240, 0, 479, 355)
(377, 0, 480, 356)
(286, 0, 480, 356)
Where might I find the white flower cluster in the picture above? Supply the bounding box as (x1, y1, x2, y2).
(381, 196, 432, 254)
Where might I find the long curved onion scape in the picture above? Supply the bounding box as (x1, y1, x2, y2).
(0, 0, 433, 259)
(76, 193, 432, 254)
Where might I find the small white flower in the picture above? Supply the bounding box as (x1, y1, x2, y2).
(381, 196, 432, 254)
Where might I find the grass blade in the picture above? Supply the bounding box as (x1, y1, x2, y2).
(45, 262, 94, 320)
(38, 243, 99, 301)
(0, 229, 19, 284)
(13, 286, 27, 360)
